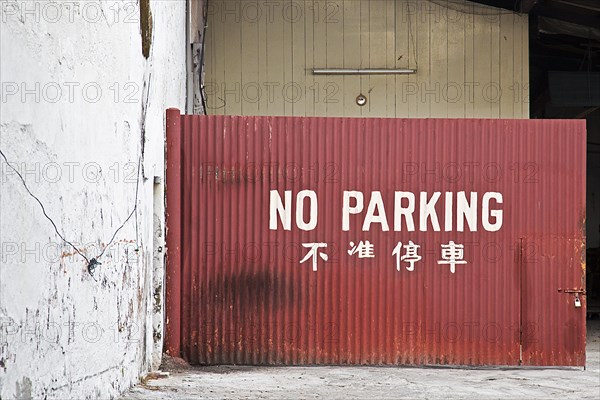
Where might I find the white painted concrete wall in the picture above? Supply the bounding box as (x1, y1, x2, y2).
(0, 1, 186, 398)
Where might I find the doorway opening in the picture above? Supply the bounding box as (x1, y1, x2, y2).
(528, 7, 600, 318)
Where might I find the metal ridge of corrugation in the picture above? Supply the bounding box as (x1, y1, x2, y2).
(165, 110, 586, 367)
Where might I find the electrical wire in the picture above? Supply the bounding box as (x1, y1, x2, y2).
(0, 149, 90, 264)
(0, 148, 141, 282)
(406, 1, 418, 69)
(198, 0, 209, 115)
(95, 155, 141, 260)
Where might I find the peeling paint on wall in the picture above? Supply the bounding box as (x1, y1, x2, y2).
(15, 376, 32, 400)
(0, 0, 186, 398)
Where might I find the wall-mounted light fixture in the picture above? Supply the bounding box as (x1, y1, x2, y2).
(356, 94, 367, 106)
(312, 68, 416, 75)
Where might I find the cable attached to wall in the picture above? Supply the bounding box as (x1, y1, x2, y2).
(198, 0, 209, 114)
(0, 148, 141, 282)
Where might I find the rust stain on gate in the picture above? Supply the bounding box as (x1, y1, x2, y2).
(165, 109, 586, 366)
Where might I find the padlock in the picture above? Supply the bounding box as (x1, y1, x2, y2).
(574, 296, 581, 308)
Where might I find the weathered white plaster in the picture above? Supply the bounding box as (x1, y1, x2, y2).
(0, 1, 186, 398)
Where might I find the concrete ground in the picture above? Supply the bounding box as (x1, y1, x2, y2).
(122, 321, 600, 399)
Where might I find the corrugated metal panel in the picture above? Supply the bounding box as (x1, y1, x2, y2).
(165, 110, 586, 366)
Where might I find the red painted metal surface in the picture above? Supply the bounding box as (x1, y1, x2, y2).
(165, 111, 586, 366)
(164, 108, 182, 357)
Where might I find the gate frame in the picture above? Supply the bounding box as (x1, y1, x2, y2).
(164, 108, 182, 357)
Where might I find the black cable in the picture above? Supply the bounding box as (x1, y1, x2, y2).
(198, 0, 209, 115)
(0, 149, 89, 264)
(1, 148, 141, 282)
(95, 155, 140, 260)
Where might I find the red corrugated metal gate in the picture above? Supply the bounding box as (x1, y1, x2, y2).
(164, 110, 586, 366)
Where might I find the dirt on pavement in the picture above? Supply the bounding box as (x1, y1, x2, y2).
(122, 320, 600, 399)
